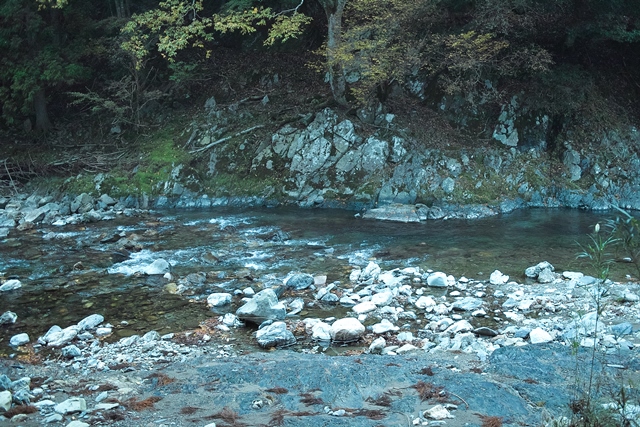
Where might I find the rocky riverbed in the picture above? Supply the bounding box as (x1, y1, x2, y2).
(1, 192, 640, 426)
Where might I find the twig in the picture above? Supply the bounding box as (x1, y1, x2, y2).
(3, 159, 19, 195)
(449, 391, 469, 409)
(189, 125, 265, 154)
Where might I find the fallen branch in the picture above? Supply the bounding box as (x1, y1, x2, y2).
(190, 125, 265, 154)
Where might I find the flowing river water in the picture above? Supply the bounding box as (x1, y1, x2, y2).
(0, 207, 635, 354)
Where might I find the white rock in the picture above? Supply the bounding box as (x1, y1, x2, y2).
(0, 279, 22, 292)
(330, 318, 365, 342)
(94, 402, 120, 411)
(143, 259, 170, 275)
(311, 322, 332, 341)
(360, 261, 381, 281)
(9, 333, 29, 347)
(66, 421, 90, 427)
(395, 344, 419, 354)
(369, 337, 386, 354)
(0, 311, 17, 325)
(427, 272, 448, 288)
(46, 325, 79, 347)
(371, 319, 399, 334)
(33, 399, 56, 408)
(414, 296, 436, 309)
(445, 320, 474, 335)
(529, 327, 553, 344)
(490, 270, 509, 285)
(424, 404, 454, 419)
(54, 397, 87, 414)
(0, 390, 11, 411)
(370, 290, 394, 307)
(78, 314, 104, 330)
(207, 293, 233, 307)
(352, 301, 377, 315)
(95, 327, 112, 337)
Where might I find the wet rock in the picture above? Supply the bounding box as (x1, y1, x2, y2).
(474, 327, 499, 337)
(256, 321, 296, 348)
(54, 397, 87, 414)
(362, 204, 421, 223)
(207, 293, 232, 307)
(143, 259, 170, 275)
(330, 318, 365, 342)
(9, 333, 29, 347)
(236, 289, 286, 324)
(426, 272, 449, 288)
(77, 314, 104, 330)
(0, 279, 22, 292)
(529, 328, 553, 344)
(0, 311, 17, 325)
(285, 273, 314, 290)
(0, 390, 11, 412)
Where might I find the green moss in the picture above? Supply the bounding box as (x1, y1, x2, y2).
(202, 172, 280, 197)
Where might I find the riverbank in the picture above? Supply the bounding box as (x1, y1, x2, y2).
(1, 193, 640, 425)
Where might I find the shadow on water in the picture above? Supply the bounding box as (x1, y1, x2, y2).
(0, 206, 635, 353)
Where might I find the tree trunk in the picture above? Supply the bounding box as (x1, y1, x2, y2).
(34, 88, 52, 132)
(318, 0, 348, 106)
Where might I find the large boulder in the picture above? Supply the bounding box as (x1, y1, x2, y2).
(236, 289, 286, 324)
(330, 318, 365, 342)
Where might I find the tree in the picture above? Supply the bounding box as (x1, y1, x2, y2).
(0, 0, 90, 131)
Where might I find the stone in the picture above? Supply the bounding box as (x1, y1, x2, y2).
(77, 314, 104, 330)
(61, 345, 82, 359)
(369, 337, 386, 354)
(611, 322, 633, 336)
(426, 272, 448, 288)
(371, 319, 399, 334)
(0, 311, 17, 325)
(256, 322, 296, 348)
(44, 413, 64, 423)
(143, 259, 170, 275)
(66, 421, 90, 427)
(311, 322, 332, 341)
(445, 320, 474, 335)
(529, 327, 553, 344)
(0, 390, 11, 412)
(54, 397, 87, 414)
(236, 289, 286, 324)
(537, 268, 555, 283)
(490, 270, 509, 285)
(395, 344, 419, 354)
(99, 194, 117, 206)
(474, 327, 498, 337)
(360, 261, 381, 281)
(0, 375, 10, 391)
(424, 404, 454, 420)
(452, 297, 483, 311)
(370, 290, 394, 307)
(285, 273, 314, 290)
(330, 318, 365, 342)
(352, 301, 377, 315)
(207, 293, 232, 307)
(415, 296, 436, 309)
(9, 333, 29, 347)
(0, 279, 22, 292)
(44, 325, 79, 347)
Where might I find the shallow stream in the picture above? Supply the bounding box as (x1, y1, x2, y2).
(0, 207, 634, 353)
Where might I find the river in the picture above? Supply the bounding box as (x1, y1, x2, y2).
(0, 207, 633, 354)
